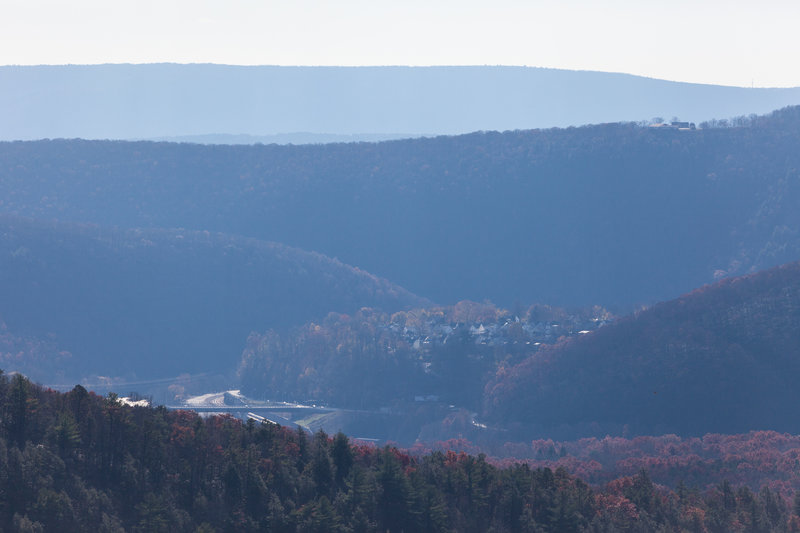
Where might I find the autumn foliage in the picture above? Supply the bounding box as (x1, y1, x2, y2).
(4, 372, 800, 531)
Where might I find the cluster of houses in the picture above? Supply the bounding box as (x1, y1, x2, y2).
(649, 121, 696, 131)
(381, 311, 612, 352)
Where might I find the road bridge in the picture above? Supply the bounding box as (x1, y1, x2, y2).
(166, 405, 338, 414)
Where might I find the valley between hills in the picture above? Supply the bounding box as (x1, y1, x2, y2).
(3, 97, 800, 530)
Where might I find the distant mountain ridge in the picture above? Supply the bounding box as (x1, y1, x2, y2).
(2, 64, 800, 140)
(145, 132, 425, 145)
(484, 259, 800, 437)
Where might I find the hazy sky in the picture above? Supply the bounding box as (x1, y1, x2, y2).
(2, 0, 799, 88)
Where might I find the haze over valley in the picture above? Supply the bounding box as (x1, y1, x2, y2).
(3, 59, 800, 531)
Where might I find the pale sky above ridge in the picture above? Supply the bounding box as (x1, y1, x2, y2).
(2, 0, 799, 88)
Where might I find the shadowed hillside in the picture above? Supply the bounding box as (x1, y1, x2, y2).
(485, 260, 800, 437)
(0, 216, 427, 382)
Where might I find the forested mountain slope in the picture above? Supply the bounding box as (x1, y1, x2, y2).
(485, 260, 800, 437)
(2, 107, 800, 307)
(0, 216, 426, 382)
(3, 373, 800, 533)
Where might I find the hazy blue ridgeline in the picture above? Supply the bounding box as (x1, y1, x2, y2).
(1, 64, 800, 140)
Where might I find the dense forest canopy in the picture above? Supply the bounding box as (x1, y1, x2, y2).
(1, 106, 800, 308)
(3, 372, 800, 532)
